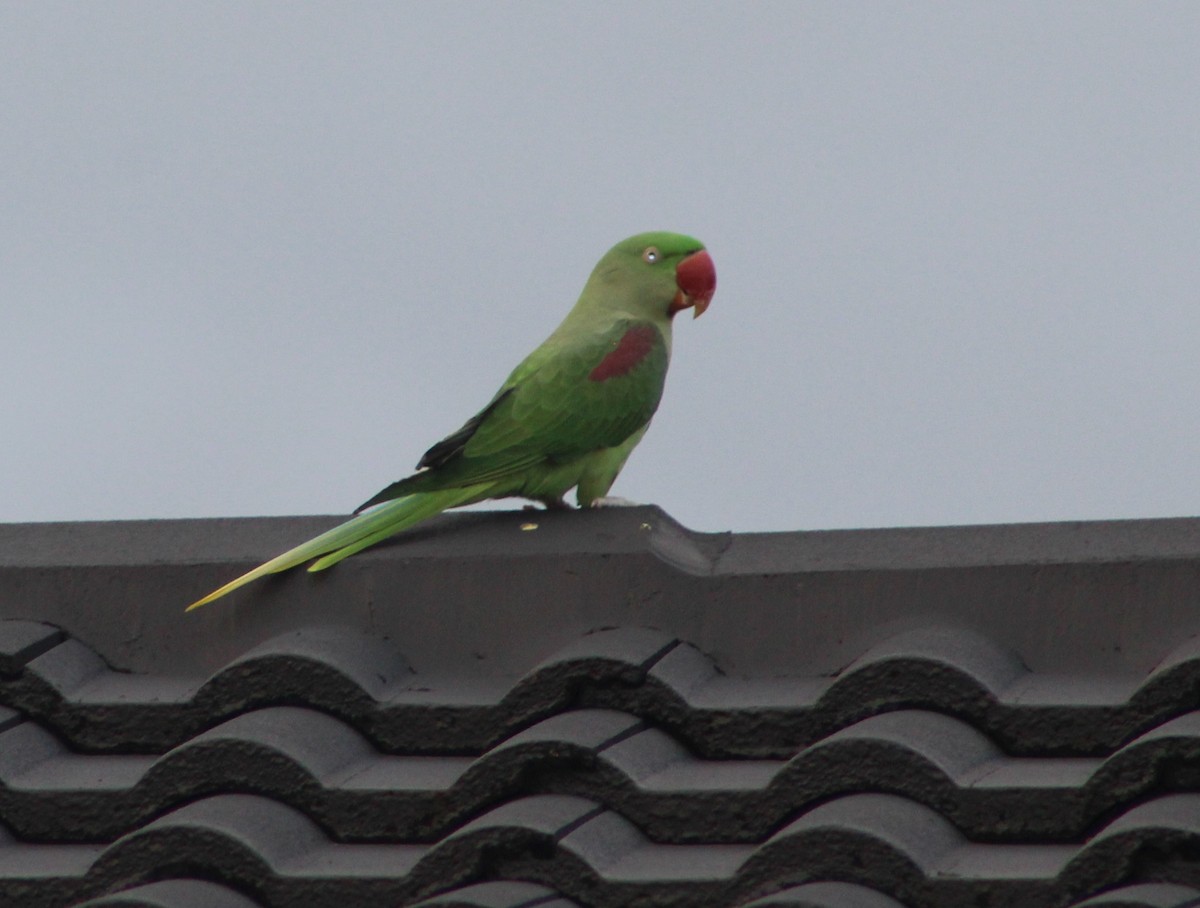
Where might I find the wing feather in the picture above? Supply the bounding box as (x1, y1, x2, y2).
(356, 319, 667, 512)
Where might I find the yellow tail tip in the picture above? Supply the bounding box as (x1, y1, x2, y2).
(185, 593, 219, 612)
(185, 581, 241, 612)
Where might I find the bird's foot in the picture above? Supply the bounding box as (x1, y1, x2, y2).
(589, 496, 640, 508)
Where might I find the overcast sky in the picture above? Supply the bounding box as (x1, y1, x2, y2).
(4, 3, 1200, 534)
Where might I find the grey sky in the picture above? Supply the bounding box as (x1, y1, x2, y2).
(4, 3, 1199, 533)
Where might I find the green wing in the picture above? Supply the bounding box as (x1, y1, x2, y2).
(356, 318, 668, 511)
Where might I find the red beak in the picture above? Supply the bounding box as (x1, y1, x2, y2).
(671, 249, 716, 318)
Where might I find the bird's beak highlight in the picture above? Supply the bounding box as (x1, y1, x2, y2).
(671, 249, 716, 318)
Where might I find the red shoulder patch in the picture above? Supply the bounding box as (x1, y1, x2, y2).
(588, 325, 660, 382)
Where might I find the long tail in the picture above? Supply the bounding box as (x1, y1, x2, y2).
(185, 482, 497, 611)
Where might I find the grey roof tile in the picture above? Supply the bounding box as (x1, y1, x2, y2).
(2, 727, 1200, 907)
(83, 794, 427, 906)
(8, 621, 1200, 762)
(0, 620, 65, 676)
(0, 821, 103, 908)
(10, 696, 1200, 846)
(410, 880, 580, 907)
(1069, 883, 1200, 907)
(7, 513, 1200, 907)
(738, 882, 907, 907)
(76, 879, 264, 907)
(0, 705, 21, 734)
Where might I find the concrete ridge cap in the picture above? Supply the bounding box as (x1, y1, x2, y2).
(7, 510, 1200, 574)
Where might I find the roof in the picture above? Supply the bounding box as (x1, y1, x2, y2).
(3, 506, 1200, 907)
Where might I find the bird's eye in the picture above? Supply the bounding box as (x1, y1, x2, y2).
(642, 246, 660, 264)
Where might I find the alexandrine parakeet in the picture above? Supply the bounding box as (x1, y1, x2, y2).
(187, 231, 716, 610)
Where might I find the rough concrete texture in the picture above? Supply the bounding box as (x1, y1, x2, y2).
(4, 510, 1200, 907)
(5, 508, 1200, 678)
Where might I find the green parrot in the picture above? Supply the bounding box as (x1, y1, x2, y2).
(187, 231, 716, 611)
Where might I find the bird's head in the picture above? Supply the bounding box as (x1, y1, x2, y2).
(589, 231, 716, 321)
